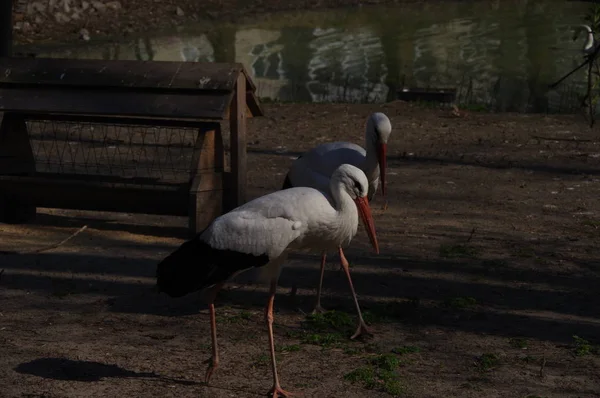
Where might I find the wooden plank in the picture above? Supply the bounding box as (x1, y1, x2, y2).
(0, 113, 36, 175)
(0, 58, 246, 91)
(245, 91, 264, 118)
(0, 112, 37, 223)
(0, 87, 230, 120)
(20, 113, 222, 129)
(0, 0, 12, 57)
(189, 127, 225, 234)
(0, 174, 197, 216)
(230, 73, 247, 206)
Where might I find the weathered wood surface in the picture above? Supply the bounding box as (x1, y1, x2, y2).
(0, 87, 231, 120)
(0, 0, 12, 57)
(230, 73, 247, 206)
(189, 127, 224, 234)
(0, 58, 255, 93)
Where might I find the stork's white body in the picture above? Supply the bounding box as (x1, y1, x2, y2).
(202, 185, 360, 280)
(285, 112, 391, 200)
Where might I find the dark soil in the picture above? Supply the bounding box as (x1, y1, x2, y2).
(1, 101, 600, 397)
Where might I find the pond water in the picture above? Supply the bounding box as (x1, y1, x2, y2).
(16, 0, 594, 112)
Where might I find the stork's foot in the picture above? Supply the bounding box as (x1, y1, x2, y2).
(268, 384, 300, 397)
(350, 320, 374, 340)
(203, 356, 218, 384)
(311, 304, 327, 314)
(381, 200, 388, 212)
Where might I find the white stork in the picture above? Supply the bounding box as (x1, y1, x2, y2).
(156, 164, 379, 398)
(281, 112, 391, 337)
(573, 24, 596, 55)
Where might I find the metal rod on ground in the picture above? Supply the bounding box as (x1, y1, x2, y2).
(549, 44, 600, 89)
(0, 0, 13, 57)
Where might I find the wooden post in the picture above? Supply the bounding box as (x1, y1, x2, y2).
(230, 73, 247, 207)
(0, 0, 12, 57)
(0, 112, 37, 223)
(188, 124, 224, 236)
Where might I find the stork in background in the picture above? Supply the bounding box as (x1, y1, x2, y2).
(156, 164, 379, 398)
(573, 24, 597, 56)
(281, 112, 391, 338)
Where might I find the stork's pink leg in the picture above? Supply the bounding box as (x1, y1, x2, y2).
(204, 282, 224, 384)
(265, 279, 298, 398)
(312, 251, 327, 314)
(338, 247, 373, 339)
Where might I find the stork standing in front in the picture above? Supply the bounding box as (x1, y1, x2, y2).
(281, 112, 391, 338)
(156, 164, 379, 398)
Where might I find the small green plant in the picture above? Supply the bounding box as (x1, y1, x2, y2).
(370, 354, 401, 371)
(476, 353, 500, 372)
(344, 354, 404, 396)
(509, 338, 529, 349)
(572, 335, 596, 356)
(440, 244, 478, 259)
(301, 332, 344, 347)
(444, 296, 478, 309)
(253, 353, 270, 366)
(392, 345, 421, 355)
(277, 344, 301, 353)
(582, 219, 600, 229)
(304, 310, 354, 332)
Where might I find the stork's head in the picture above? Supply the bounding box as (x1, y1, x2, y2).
(366, 112, 392, 197)
(332, 164, 379, 254)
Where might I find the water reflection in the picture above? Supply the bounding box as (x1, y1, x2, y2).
(17, 1, 593, 112)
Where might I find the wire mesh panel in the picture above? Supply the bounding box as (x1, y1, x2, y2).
(26, 120, 201, 186)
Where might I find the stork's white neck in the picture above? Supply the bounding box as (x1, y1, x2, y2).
(364, 131, 380, 182)
(330, 180, 360, 246)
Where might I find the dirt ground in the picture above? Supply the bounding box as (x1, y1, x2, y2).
(1, 101, 600, 398)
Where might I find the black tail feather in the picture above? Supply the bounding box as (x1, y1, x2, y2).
(281, 173, 294, 190)
(156, 237, 270, 298)
(281, 154, 302, 190)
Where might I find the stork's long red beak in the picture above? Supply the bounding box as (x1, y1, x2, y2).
(377, 143, 387, 197)
(354, 196, 379, 254)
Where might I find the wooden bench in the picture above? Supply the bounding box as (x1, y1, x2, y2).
(0, 57, 263, 235)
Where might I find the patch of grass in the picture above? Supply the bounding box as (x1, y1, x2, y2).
(581, 219, 600, 229)
(301, 332, 344, 347)
(304, 310, 353, 332)
(509, 338, 529, 349)
(277, 344, 301, 353)
(345, 354, 404, 396)
(443, 296, 478, 309)
(238, 310, 253, 320)
(392, 345, 421, 355)
(476, 353, 500, 372)
(218, 309, 255, 324)
(362, 310, 384, 325)
(253, 353, 270, 366)
(572, 335, 597, 356)
(343, 346, 363, 355)
(298, 310, 357, 348)
(370, 354, 401, 371)
(440, 244, 478, 259)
